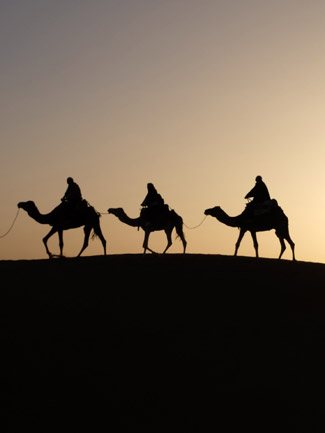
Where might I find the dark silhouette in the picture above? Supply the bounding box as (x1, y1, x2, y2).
(141, 183, 164, 207)
(61, 177, 84, 210)
(204, 204, 295, 260)
(17, 200, 106, 258)
(245, 175, 271, 212)
(141, 183, 168, 222)
(108, 207, 187, 254)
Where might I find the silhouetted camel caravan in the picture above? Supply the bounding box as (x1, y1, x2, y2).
(108, 207, 187, 254)
(204, 204, 295, 260)
(18, 201, 106, 258)
(15, 177, 297, 260)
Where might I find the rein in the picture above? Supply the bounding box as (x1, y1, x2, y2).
(183, 215, 207, 229)
(0, 208, 20, 238)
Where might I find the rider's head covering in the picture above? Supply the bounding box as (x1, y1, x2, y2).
(147, 183, 156, 191)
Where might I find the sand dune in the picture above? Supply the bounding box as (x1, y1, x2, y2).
(6, 254, 325, 432)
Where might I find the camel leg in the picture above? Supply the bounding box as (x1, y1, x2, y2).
(94, 223, 107, 255)
(276, 229, 295, 261)
(143, 230, 157, 254)
(277, 236, 286, 259)
(250, 231, 259, 258)
(175, 223, 187, 254)
(143, 231, 149, 254)
(287, 237, 295, 261)
(279, 236, 295, 261)
(284, 232, 295, 261)
(43, 227, 58, 258)
(234, 229, 246, 256)
(162, 229, 173, 254)
(77, 226, 91, 257)
(58, 230, 64, 257)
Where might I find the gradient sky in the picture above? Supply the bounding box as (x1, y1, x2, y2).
(1, 0, 325, 261)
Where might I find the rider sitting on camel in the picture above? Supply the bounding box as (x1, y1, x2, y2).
(245, 176, 270, 204)
(141, 183, 168, 222)
(61, 177, 85, 212)
(245, 176, 273, 215)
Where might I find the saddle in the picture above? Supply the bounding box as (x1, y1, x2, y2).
(245, 199, 278, 217)
(59, 199, 89, 218)
(140, 204, 169, 225)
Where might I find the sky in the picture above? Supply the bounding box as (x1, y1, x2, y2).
(1, 0, 325, 262)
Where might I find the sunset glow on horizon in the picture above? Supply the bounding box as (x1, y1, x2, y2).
(1, 1, 325, 262)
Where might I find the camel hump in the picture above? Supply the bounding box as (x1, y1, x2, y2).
(258, 198, 278, 208)
(256, 198, 279, 210)
(53, 199, 95, 219)
(244, 198, 282, 218)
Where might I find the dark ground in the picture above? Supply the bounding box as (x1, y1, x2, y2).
(4, 254, 325, 432)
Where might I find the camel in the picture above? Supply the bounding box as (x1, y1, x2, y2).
(108, 207, 187, 254)
(18, 201, 107, 258)
(204, 204, 295, 260)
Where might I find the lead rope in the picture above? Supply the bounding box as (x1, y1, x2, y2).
(183, 215, 207, 229)
(0, 208, 20, 238)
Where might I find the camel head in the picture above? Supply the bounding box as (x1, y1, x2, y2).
(17, 201, 38, 215)
(107, 207, 141, 228)
(204, 206, 222, 217)
(107, 207, 125, 217)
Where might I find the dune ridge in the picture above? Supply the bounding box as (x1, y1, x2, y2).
(6, 254, 325, 432)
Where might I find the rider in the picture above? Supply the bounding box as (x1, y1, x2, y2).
(141, 183, 166, 220)
(62, 177, 83, 208)
(245, 175, 270, 206)
(141, 183, 165, 208)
